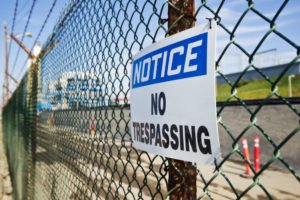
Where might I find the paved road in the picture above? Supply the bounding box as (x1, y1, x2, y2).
(34, 124, 300, 199)
(218, 104, 300, 171)
(0, 122, 13, 200)
(197, 161, 300, 200)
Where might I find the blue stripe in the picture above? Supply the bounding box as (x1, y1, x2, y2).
(132, 32, 208, 89)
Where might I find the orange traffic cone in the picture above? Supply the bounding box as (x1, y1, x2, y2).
(254, 136, 260, 172)
(241, 138, 251, 177)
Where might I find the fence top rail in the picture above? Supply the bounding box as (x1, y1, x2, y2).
(217, 97, 300, 107)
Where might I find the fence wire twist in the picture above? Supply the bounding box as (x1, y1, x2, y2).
(2, 0, 300, 200)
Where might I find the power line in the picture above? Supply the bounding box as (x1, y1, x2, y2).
(15, 10, 30, 26)
(16, 0, 58, 80)
(7, 0, 19, 60)
(17, 0, 31, 16)
(15, 0, 33, 26)
(11, 0, 37, 75)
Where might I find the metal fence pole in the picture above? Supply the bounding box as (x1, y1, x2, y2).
(3, 22, 9, 104)
(27, 59, 39, 200)
(167, 1, 197, 199)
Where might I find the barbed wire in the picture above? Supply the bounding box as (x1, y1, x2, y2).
(16, 0, 58, 80)
(7, 0, 19, 63)
(14, 0, 32, 25)
(15, 8, 31, 26)
(10, 0, 37, 75)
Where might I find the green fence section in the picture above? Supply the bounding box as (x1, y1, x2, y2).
(2, 0, 300, 199)
(2, 77, 28, 200)
(2, 61, 38, 200)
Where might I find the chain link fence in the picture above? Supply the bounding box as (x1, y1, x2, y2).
(2, 0, 300, 199)
(2, 61, 38, 200)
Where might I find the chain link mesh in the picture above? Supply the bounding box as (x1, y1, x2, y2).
(2, 61, 38, 200)
(2, 0, 299, 199)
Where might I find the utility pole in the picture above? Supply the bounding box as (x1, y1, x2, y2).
(2, 26, 35, 106)
(3, 22, 9, 104)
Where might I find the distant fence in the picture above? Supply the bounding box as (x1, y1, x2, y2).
(2, 0, 300, 200)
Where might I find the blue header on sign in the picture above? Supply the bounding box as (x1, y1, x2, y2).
(132, 32, 208, 89)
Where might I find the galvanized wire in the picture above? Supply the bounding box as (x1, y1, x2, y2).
(2, 0, 300, 199)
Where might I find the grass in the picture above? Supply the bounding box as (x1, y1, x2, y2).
(217, 74, 300, 102)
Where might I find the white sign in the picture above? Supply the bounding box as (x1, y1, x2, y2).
(130, 21, 220, 164)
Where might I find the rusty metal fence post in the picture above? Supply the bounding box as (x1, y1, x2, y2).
(167, 0, 197, 199)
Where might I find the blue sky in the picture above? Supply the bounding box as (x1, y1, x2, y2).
(0, 0, 299, 106)
(204, 0, 300, 74)
(0, 0, 68, 105)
